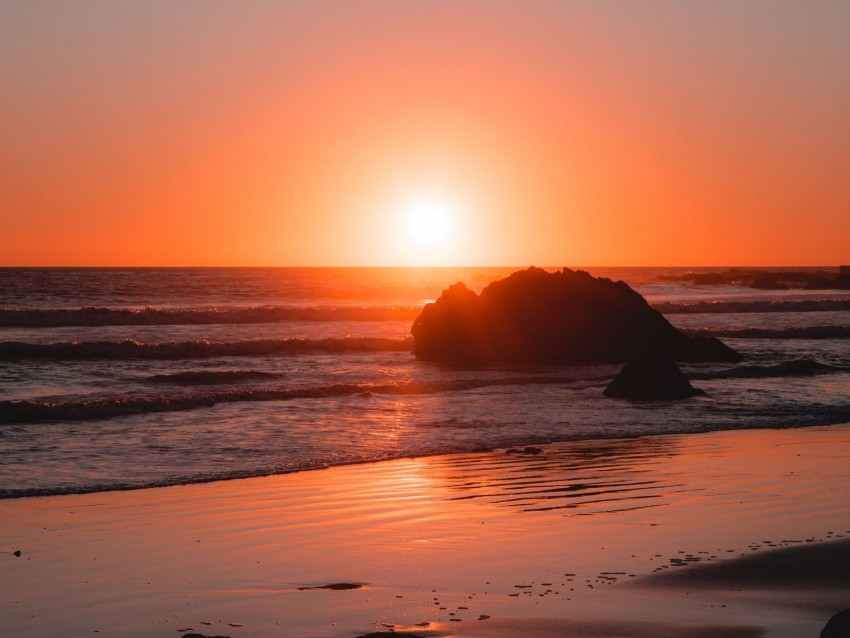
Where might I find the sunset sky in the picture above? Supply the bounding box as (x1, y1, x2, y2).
(2, 1, 848, 267)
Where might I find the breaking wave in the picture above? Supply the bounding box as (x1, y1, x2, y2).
(0, 374, 584, 424)
(144, 370, 283, 385)
(0, 336, 414, 361)
(0, 304, 421, 327)
(690, 359, 849, 380)
(684, 326, 850, 339)
(653, 299, 850, 314)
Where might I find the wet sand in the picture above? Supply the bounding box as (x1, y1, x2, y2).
(3, 424, 850, 637)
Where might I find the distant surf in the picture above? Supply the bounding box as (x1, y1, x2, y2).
(4, 298, 849, 328)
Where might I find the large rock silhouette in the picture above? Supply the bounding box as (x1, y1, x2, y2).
(821, 609, 850, 638)
(411, 267, 740, 364)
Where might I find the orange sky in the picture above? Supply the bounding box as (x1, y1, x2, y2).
(1, 2, 848, 266)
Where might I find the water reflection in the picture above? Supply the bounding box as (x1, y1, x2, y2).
(424, 436, 692, 515)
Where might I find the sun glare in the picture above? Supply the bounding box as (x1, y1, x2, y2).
(400, 195, 457, 248)
(381, 187, 471, 266)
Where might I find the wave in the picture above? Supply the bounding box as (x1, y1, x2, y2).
(0, 337, 414, 361)
(144, 370, 282, 386)
(0, 374, 584, 424)
(684, 326, 850, 339)
(690, 359, 849, 380)
(4, 299, 848, 329)
(0, 305, 422, 328)
(653, 300, 850, 314)
(6, 410, 850, 500)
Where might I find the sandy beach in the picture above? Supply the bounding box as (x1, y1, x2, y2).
(3, 424, 850, 638)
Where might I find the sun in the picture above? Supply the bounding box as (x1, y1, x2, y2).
(400, 195, 457, 248)
(382, 188, 469, 266)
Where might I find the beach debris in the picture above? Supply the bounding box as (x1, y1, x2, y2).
(505, 446, 543, 455)
(181, 634, 231, 638)
(13, 550, 21, 557)
(297, 582, 364, 591)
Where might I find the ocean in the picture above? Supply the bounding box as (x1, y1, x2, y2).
(1, 266, 848, 499)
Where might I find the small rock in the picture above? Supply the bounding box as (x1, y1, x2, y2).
(604, 354, 705, 400)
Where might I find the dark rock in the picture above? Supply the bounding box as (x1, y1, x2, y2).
(604, 355, 706, 400)
(806, 272, 850, 290)
(13, 550, 21, 557)
(692, 273, 727, 285)
(411, 267, 740, 364)
(667, 267, 850, 290)
(821, 609, 850, 638)
(751, 276, 788, 290)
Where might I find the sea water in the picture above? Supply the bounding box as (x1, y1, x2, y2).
(1, 266, 848, 498)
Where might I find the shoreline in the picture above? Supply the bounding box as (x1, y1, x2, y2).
(6, 419, 850, 501)
(4, 423, 850, 637)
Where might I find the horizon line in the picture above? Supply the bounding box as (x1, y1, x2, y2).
(0, 264, 846, 270)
